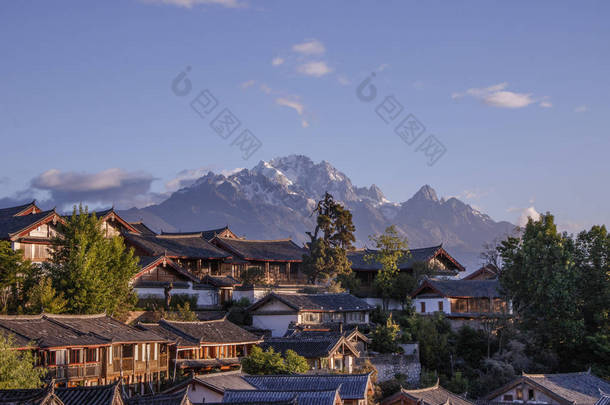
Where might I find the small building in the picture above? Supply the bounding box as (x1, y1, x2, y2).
(242, 373, 375, 405)
(138, 317, 262, 374)
(223, 388, 342, 405)
(462, 265, 498, 280)
(0, 314, 170, 392)
(126, 389, 192, 405)
(349, 244, 465, 291)
(161, 226, 240, 242)
(411, 279, 511, 328)
(163, 371, 254, 404)
(381, 382, 473, 405)
(0, 201, 65, 263)
(484, 372, 610, 405)
(248, 293, 373, 337)
(211, 237, 307, 285)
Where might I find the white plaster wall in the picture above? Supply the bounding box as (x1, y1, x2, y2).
(412, 297, 451, 314)
(134, 284, 218, 307)
(252, 314, 298, 337)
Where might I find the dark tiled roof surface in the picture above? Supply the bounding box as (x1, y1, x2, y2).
(243, 374, 370, 400)
(137, 323, 199, 348)
(0, 384, 55, 405)
(194, 372, 255, 392)
(124, 233, 230, 259)
(223, 389, 338, 405)
(348, 245, 445, 271)
(46, 314, 166, 343)
(250, 293, 373, 312)
(162, 227, 232, 241)
(215, 238, 306, 261)
(129, 222, 158, 236)
(0, 201, 36, 217)
(202, 275, 241, 287)
(414, 280, 501, 298)
(159, 319, 262, 344)
(126, 389, 190, 405)
(0, 209, 57, 239)
(524, 372, 610, 405)
(0, 315, 107, 349)
(260, 336, 342, 358)
(595, 394, 610, 405)
(392, 384, 473, 405)
(55, 384, 121, 405)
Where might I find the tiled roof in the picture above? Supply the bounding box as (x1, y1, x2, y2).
(55, 383, 122, 405)
(124, 233, 231, 259)
(158, 318, 262, 344)
(382, 383, 473, 405)
(194, 372, 255, 393)
(348, 245, 465, 272)
(523, 372, 610, 405)
(248, 293, 374, 313)
(260, 335, 345, 358)
(136, 323, 199, 348)
(0, 315, 107, 349)
(595, 394, 610, 405)
(223, 389, 339, 405)
(214, 238, 306, 262)
(162, 226, 233, 242)
(0, 201, 37, 217)
(135, 255, 200, 283)
(126, 389, 191, 405)
(129, 222, 158, 236)
(45, 314, 167, 343)
(412, 280, 501, 299)
(243, 374, 371, 400)
(202, 275, 241, 287)
(0, 383, 122, 405)
(0, 209, 59, 240)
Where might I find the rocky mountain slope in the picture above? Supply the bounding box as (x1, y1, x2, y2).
(121, 155, 515, 270)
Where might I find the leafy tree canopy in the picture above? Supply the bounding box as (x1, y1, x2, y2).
(0, 334, 46, 389)
(241, 346, 309, 374)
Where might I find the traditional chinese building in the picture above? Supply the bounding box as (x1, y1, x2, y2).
(348, 244, 465, 296)
(411, 279, 511, 329)
(0, 314, 170, 392)
(248, 293, 373, 337)
(381, 381, 473, 405)
(0, 382, 125, 405)
(137, 317, 262, 374)
(484, 372, 610, 405)
(462, 264, 499, 280)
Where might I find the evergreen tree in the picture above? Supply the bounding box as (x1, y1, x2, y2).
(302, 193, 356, 283)
(45, 205, 138, 317)
(241, 346, 309, 374)
(26, 276, 67, 314)
(0, 334, 46, 389)
(367, 225, 410, 311)
(0, 241, 35, 313)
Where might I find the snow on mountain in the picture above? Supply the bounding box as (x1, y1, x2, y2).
(120, 155, 516, 270)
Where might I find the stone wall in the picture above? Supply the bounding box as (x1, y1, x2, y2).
(357, 343, 421, 384)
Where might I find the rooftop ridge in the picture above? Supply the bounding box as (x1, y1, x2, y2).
(44, 313, 107, 319)
(156, 233, 204, 239)
(246, 373, 371, 378)
(401, 379, 440, 393)
(0, 314, 45, 320)
(219, 237, 294, 243)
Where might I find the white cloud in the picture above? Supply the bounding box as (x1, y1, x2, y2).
(141, 0, 244, 8)
(292, 39, 325, 55)
(276, 97, 305, 115)
(240, 79, 255, 89)
(453, 82, 547, 109)
(539, 100, 553, 108)
(165, 167, 214, 192)
(574, 105, 588, 113)
(271, 57, 285, 66)
(260, 83, 273, 94)
(508, 206, 541, 227)
(296, 61, 333, 77)
(337, 74, 350, 86)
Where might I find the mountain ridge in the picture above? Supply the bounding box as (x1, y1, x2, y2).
(120, 155, 516, 269)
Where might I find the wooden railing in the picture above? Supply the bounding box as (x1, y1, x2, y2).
(48, 363, 102, 380)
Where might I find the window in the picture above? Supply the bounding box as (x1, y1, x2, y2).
(123, 344, 134, 358)
(438, 301, 444, 312)
(528, 390, 535, 401)
(69, 349, 82, 364)
(86, 348, 97, 362)
(503, 395, 513, 401)
(153, 343, 158, 360)
(516, 388, 523, 400)
(420, 302, 426, 313)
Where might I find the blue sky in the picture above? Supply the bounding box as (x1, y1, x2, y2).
(0, 0, 608, 231)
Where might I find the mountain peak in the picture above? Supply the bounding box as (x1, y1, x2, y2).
(412, 184, 439, 202)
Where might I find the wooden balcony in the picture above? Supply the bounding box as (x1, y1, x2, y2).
(48, 363, 102, 380)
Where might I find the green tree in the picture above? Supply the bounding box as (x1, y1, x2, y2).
(498, 213, 585, 359)
(26, 276, 67, 314)
(0, 334, 46, 389)
(45, 205, 139, 317)
(367, 225, 410, 311)
(240, 266, 266, 286)
(370, 314, 401, 353)
(302, 193, 356, 284)
(241, 346, 308, 374)
(0, 241, 35, 313)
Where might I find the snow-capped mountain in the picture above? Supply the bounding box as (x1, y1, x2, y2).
(121, 155, 515, 269)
